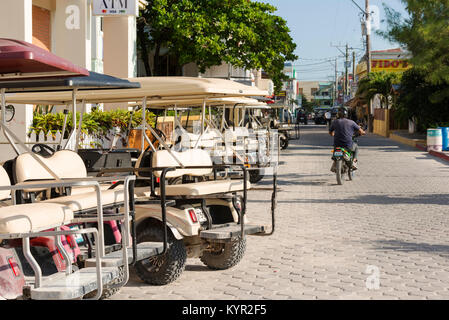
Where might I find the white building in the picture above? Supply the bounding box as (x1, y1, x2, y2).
(0, 0, 147, 160)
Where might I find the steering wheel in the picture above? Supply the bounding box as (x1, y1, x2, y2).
(0, 105, 15, 123)
(32, 143, 55, 157)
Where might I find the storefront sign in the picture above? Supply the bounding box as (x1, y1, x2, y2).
(93, 0, 138, 16)
(277, 91, 286, 97)
(371, 59, 411, 73)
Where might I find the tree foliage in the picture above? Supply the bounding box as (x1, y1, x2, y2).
(137, 0, 297, 92)
(394, 68, 449, 131)
(301, 96, 314, 113)
(356, 71, 402, 109)
(379, 0, 449, 101)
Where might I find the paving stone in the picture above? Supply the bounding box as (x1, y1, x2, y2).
(107, 126, 449, 300)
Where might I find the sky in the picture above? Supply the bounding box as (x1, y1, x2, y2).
(258, 0, 409, 82)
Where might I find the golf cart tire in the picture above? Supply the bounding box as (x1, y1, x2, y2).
(134, 223, 187, 286)
(83, 265, 125, 300)
(200, 236, 246, 270)
(249, 169, 264, 184)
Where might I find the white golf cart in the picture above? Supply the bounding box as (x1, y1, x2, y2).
(8, 77, 278, 285)
(0, 39, 133, 300)
(164, 97, 278, 184)
(0, 39, 168, 299)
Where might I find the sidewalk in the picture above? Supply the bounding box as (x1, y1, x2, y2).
(389, 130, 449, 163)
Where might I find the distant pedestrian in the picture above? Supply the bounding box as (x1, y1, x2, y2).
(325, 110, 332, 128)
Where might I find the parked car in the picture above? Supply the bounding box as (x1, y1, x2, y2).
(313, 108, 329, 125)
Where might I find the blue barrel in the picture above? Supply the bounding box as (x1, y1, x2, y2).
(427, 128, 443, 152)
(438, 127, 449, 151)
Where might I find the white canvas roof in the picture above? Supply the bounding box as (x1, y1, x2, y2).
(129, 96, 269, 109)
(5, 77, 268, 105)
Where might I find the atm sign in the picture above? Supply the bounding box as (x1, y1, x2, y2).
(93, 0, 138, 16)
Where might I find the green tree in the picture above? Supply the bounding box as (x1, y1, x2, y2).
(394, 68, 449, 132)
(137, 0, 297, 93)
(379, 0, 449, 101)
(356, 71, 402, 109)
(301, 96, 314, 113)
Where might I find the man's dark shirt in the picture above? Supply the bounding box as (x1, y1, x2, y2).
(329, 118, 360, 149)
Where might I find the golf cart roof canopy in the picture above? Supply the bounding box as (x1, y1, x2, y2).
(209, 97, 269, 108)
(129, 96, 269, 109)
(0, 39, 89, 80)
(1, 71, 140, 93)
(5, 76, 268, 105)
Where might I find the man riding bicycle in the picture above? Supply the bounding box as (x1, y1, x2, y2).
(329, 107, 366, 171)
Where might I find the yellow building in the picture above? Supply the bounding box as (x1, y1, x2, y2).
(355, 48, 411, 81)
(353, 48, 412, 137)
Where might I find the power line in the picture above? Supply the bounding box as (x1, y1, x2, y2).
(291, 61, 335, 67)
(296, 56, 340, 61)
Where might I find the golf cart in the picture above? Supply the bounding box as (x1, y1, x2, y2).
(0, 39, 169, 299)
(268, 105, 300, 150)
(9, 76, 278, 285)
(208, 97, 277, 184)
(159, 96, 277, 184)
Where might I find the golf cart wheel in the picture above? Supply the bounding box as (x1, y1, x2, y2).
(336, 160, 344, 185)
(83, 266, 125, 300)
(249, 169, 264, 184)
(200, 236, 246, 270)
(134, 224, 187, 286)
(280, 135, 289, 150)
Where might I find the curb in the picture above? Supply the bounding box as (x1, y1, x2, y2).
(416, 143, 449, 163)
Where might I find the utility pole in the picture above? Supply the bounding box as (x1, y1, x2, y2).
(365, 0, 373, 132)
(366, 0, 371, 74)
(333, 58, 338, 107)
(331, 42, 352, 105)
(345, 43, 349, 98)
(352, 51, 356, 98)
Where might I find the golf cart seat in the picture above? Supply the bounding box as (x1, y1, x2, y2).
(152, 149, 214, 178)
(155, 179, 250, 196)
(14, 150, 87, 184)
(0, 203, 74, 234)
(152, 149, 250, 196)
(43, 186, 125, 212)
(0, 166, 74, 234)
(13, 150, 126, 212)
(224, 127, 250, 141)
(179, 131, 220, 149)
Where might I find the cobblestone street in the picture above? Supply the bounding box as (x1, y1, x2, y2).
(110, 125, 449, 300)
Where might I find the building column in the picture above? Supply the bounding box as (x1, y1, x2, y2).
(0, 0, 34, 160)
(102, 15, 137, 110)
(103, 16, 137, 79)
(53, 0, 91, 69)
